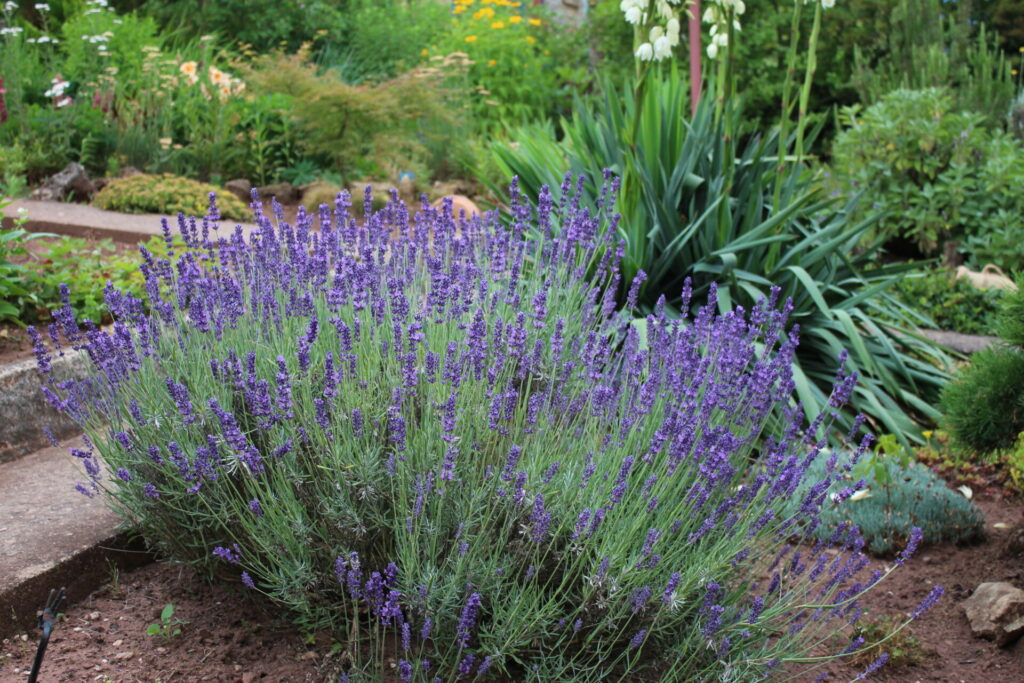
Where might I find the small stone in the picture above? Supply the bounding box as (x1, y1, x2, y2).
(225, 179, 252, 202)
(113, 639, 123, 647)
(254, 182, 297, 202)
(113, 651, 134, 661)
(30, 162, 95, 201)
(431, 194, 480, 219)
(88, 611, 100, 621)
(962, 581, 1024, 646)
(299, 651, 318, 660)
(241, 673, 256, 683)
(156, 647, 167, 654)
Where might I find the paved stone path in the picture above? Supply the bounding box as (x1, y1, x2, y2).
(3, 199, 258, 244)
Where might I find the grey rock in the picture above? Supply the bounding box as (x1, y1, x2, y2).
(254, 182, 297, 202)
(30, 162, 94, 202)
(225, 178, 252, 202)
(962, 581, 1024, 646)
(918, 329, 999, 355)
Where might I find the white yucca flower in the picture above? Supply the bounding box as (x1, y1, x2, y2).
(653, 35, 672, 60)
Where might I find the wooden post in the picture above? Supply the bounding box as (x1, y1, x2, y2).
(689, 0, 702, 115)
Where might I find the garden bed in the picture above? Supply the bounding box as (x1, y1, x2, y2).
(2, 494, 1023, 682)
(813, 494, 1024, 682)
(0, 562, 331, 682)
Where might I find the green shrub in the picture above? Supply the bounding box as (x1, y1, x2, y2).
(831, 88, 1024, 267)
(321, 0, 449, 82)
(243, 47, 465, 184)
(92, 173, 248, 221)
(892, 268, 1005, 335)
(299, 181, 343, 215)
(128, 0, 349, 53)
(941, 346, 1024, 452)
(427, 2, 587, 129)
(795, 448, 985, 556)
(851, 0, 1015, 127)
(940, 273, 1024, 453)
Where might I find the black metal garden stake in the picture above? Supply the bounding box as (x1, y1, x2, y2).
(27, 587, 66, 683)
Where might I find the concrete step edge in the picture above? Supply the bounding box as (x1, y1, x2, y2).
(0, 350, 87, 464)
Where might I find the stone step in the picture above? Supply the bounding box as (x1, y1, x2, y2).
(0, 351, 87, 465)
(0, 437, 150, 638)
(2, 199, 258, 244)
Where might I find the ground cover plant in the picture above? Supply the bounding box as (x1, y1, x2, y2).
(29, 182, 943, 680)
(891, 268, 1005, 336)
(789, 442, 985, 556)
(92, 173, 249, 221)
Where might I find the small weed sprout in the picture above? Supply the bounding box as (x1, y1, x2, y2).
(146, 604, 186, 641)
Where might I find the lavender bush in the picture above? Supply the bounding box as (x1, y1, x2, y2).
(32, 180, 938, 680)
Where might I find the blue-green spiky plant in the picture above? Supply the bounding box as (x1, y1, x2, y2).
(793, 451, 985, 556)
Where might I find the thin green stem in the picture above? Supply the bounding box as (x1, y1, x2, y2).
(794, 2, 822, 163)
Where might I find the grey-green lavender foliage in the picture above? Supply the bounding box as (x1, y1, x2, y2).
(31, 185, 940, 680)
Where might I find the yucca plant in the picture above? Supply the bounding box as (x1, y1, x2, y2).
(490, 69, 951, 443)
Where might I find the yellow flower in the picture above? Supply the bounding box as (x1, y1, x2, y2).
(491, 20, 505, 29)
(1014, 69, 1020, 75)
(473, 7, 494, 19)
(1019, 46, 1024, 52)
(465, 35, 477, 42)
(528, 17, 541, 26)
(179, 61, 197, 77)
(524, 35, 536, 44)
(922, 430, 934, 439)
(509, 15, 521, 24)
(488, 58, 496, 67)
(453, 5, 466, 13)
(421, 48, 429, 56)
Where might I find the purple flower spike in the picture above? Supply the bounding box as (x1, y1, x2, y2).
(895, 527, 923, 566)
(212, 544, 241, 564)
(456, 592, 482, 649)
(911, 585, 944, 620)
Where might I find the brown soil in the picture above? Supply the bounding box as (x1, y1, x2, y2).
(0, 562, 333, 682)
(806, 494, 1024, 682)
